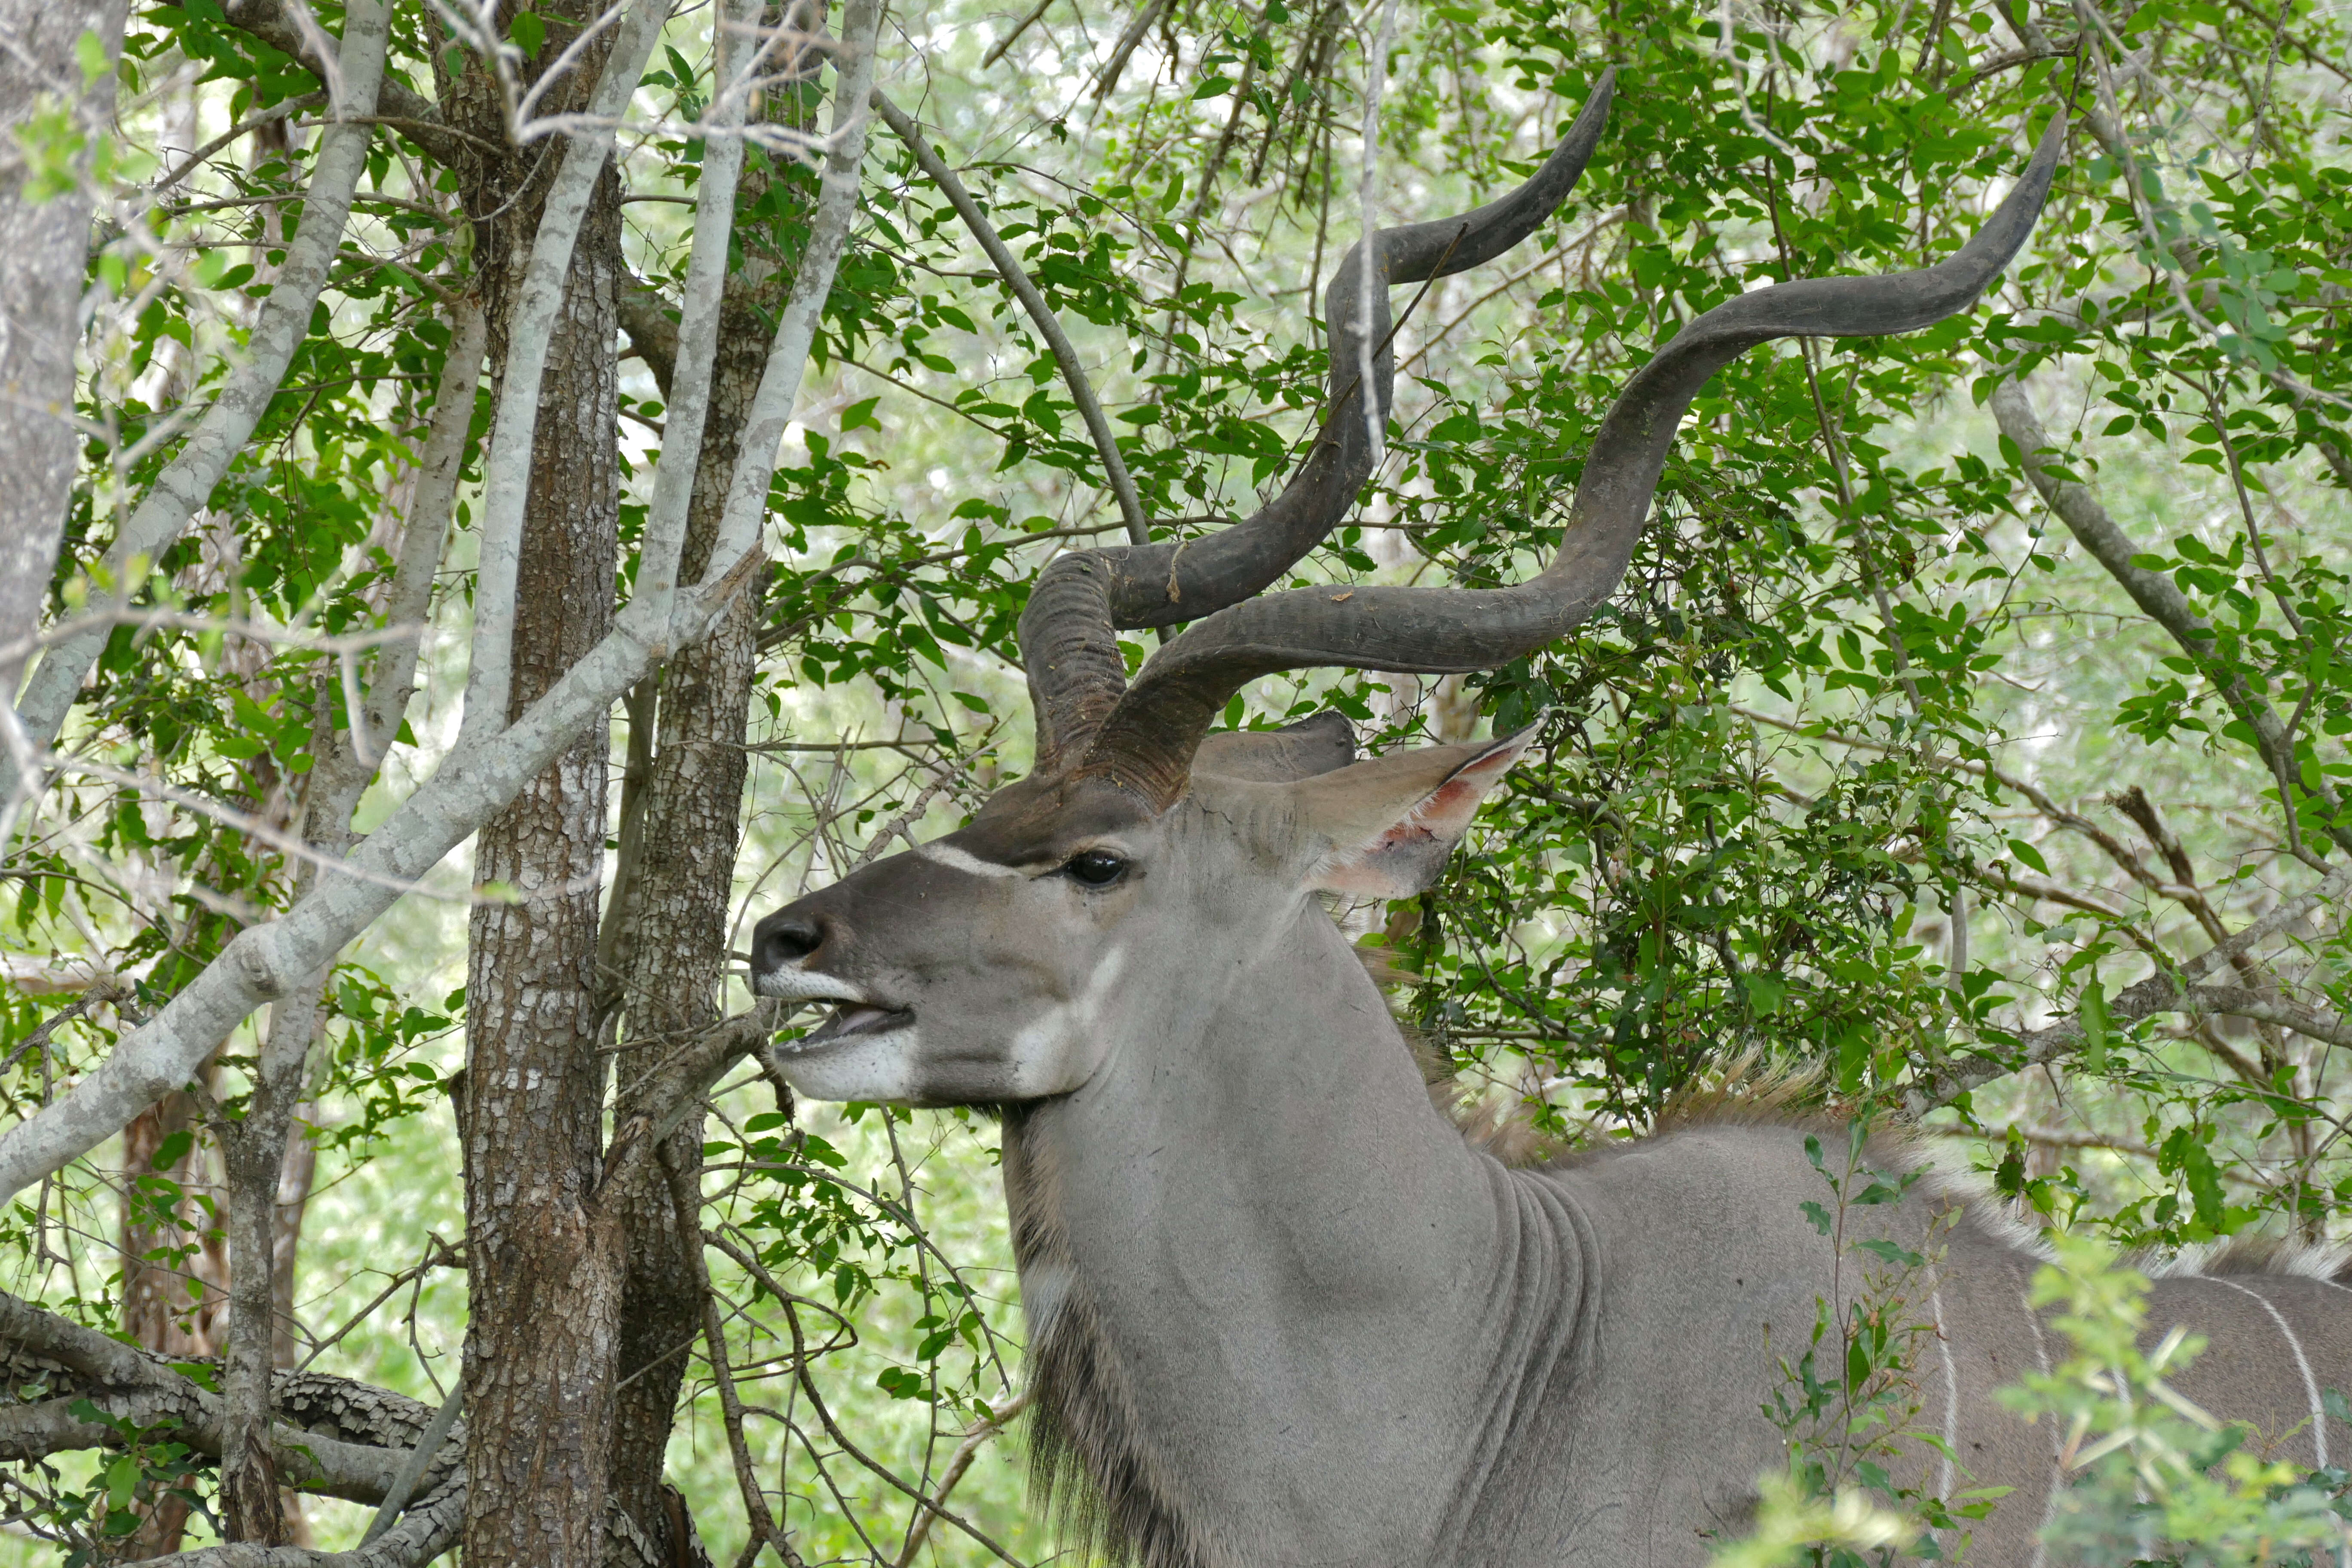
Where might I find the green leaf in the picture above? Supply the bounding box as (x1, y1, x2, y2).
(75, 28, 111, 85)
(105, 1453, 139, 1510)
(510, 9, 546, 58)
(2082, 980, 2110, 1074)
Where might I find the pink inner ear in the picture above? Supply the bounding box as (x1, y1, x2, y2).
(1406, 759, 1513, 838)
(1315, 742, 1527, 896)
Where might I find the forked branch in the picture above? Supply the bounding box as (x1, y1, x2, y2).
(0, 0, 885, 1205)
(6, 0, 393, 793)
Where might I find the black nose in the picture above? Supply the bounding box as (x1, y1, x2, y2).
(756, 913, 824, 970)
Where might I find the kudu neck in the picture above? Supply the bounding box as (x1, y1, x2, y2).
(1029, 896, 1498, 1289)
(1003, 898, 1586, 1563)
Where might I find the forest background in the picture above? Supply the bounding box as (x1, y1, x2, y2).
(0, 0, 2346, 1560)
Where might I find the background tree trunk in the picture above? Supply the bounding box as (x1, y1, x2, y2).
(603, 264, 778, 1568)
(112, 1081, 227, 1559)
(0, 0, 127, 691)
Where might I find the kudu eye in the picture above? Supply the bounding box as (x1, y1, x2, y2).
(1062, 850, 1128, 888)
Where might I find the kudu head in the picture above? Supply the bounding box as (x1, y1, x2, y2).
(750, 80, 2064, 1106)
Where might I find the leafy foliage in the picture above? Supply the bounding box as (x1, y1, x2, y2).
(0, 0, 2346, 1558)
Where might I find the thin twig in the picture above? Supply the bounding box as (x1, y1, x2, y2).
(358, 1383, 463, 1544)
(981, 0, 1058, 66)
(894, 1388, 1032, 1566)
(682, 1176, 807, 1568)
(153, 92, 327, 191)
(705, 1233, 1029, 1566)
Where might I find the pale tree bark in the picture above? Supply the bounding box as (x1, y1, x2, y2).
(440, 4, 629, 1560)
(0, 17, 887, 1551)
(3, 0, 389, 782)
(0, 0, 127, 695)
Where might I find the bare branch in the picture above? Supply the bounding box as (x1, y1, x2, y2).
(0, 0, 884, 1208)
(360, 1386, 463, 1544)
(2180, 863, 2352, 984)
(152, 92, 326, 192)
(1356, 0, 1401, 467)
(677, 1164, 806, 1568)
(1730, 701, 2165, 891)
(217, 0, 466, 162)
(600, 1006, 783, 1197)
(1090, 0, 1170, 101)
(692, 0, 887, 589)
(704, 1233, 1029, 1567)
(631, 0, 756, 648)
(1988, 376, 2352, 861)
(894, 1389, 1031, 1567)
(1912, 969, 2352, 1111)
(0, 1291, 452, 1507)
(135, 1485, 464, 1568)
(368, 299, 488, 763)
(981, 0, 1058, 66)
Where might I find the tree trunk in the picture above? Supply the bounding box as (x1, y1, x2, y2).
(443, 8, 628, 1561)
(603, 275, 776, 1568)
(458, 203, 626, 1560)
(0, 0, 127, 692)
(112, 1081, 228, 1559)
(603, 47, 811, 1546)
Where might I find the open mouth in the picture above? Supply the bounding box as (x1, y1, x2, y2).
(796, 1002, 914, 1047)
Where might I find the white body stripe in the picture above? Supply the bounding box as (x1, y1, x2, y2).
(2212, 1277, 2328, 1469)
(2019, 1269, 2060, 1568)
(1930, 1288, 1959, 1499)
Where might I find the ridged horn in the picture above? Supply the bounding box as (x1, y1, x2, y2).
(1018, 70, 1618, 772)
(1074, 114, 2069, 807)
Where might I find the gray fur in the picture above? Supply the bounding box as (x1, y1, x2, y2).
(752, 751, 2351, 1567)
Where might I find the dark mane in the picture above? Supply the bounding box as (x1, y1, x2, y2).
(1002, 1102, 1214, 1568)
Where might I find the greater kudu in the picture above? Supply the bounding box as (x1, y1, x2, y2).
(750, 80, 2352, 1566)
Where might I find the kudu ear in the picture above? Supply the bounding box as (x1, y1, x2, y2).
(1295, 726, 1540, 898)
